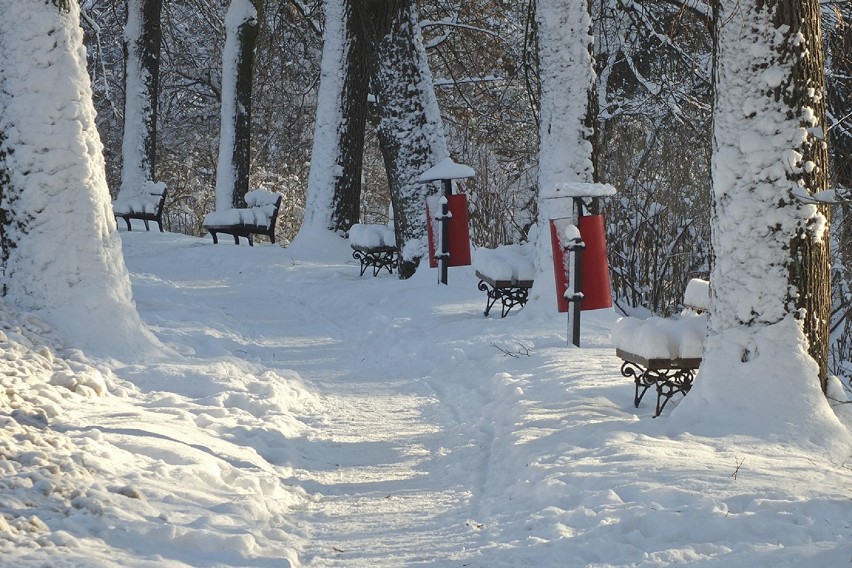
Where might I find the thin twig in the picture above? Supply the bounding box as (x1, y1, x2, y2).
(491, 342, 531, 358)
(731, 457, 745, 480)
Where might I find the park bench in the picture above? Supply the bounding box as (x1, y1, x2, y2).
(349, 224, 399, 277)
(113, 181, 167, 232)
(202, 189, 282, 246)
(474, 245, 535, 317)
(612, 278, 709, 416)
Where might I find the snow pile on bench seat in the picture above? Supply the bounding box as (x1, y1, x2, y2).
(612, 312, 707, 360)
(683, 278, 710, 311)
(349, 224, 396, 249)
(112, 181, 166, 215)
(474, 244, 535, 283)
(202, 189, 280, 228)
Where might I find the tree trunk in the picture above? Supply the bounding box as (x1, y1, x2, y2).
(779, 0, 832, 391)
(0, 0, 159, 358)
(361, 0, 449, 279)
(532, 0, 598, 304)
(120, 0, 162, 198)
(698, 0, 832, 421)
(331, 0, 368, 231)
(827, 6, 852, 268)
(216, 0, 261, 210)
(300, 0, 368, 237)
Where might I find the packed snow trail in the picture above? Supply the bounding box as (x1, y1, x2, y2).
(6, 230, 842, 567)
(118, 231, 852, 567)
(120, 231, 531, 565)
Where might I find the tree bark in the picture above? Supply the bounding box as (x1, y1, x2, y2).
(120, 0, 162, 197)
(331, 0, 368, 231)
(300, 0, 368, 236)
(766, 0, 831, 390)
(707, 0, 831, 395)
(216, 0, 261, 210)
(361, 0, 449, 279)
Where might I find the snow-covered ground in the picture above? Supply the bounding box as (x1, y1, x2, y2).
(2, 229, 850, 567)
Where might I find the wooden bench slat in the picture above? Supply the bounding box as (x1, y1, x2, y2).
(351, 244, 398, 254)
(615, 348, 702, 371)
(474, 270, 534, 290)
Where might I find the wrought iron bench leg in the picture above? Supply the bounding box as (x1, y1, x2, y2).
(478, 280, 500, 316)
(352, 249, 397, 277)
(621, 360, 655, 407)
(477, 281, 529, 318)
(654, 369, 695, 417)
(500, 288, 529, 317)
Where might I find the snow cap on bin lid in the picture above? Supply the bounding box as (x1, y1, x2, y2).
(418, 158, 475, 183)
(542, 181, 617, 199)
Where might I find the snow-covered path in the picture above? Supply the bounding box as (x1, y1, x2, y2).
(119, 231, 852, 567)
(3, 230, 850, 567)
(120, 232, 512, 565)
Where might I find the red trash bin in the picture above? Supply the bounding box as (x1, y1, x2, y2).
(550, 215, 612, 312)
(426, 194, 471, 268)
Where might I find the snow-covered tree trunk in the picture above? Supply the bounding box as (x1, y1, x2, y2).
(698, 0, 832, 414)
(0, 0, 160, 359)
(364, 0, 449, 279)
(215, 0, 260, 211)
(119, 0, 161, 199)
(532, 0, 597, 304)
(299, 0, 369, 238)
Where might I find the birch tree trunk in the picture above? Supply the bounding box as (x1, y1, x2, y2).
(362, 0, 449, 279)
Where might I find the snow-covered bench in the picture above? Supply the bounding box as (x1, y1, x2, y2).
(474, 245, 535, 317)
(113, 181, 167, 232)
(202, 189, 283, 246)
(349, 224, 398, 277)
(612, 278, 709, 416)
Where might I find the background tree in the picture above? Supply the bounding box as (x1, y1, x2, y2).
(825, 3, 852, 378)
(297, 0, 368, 240)
(594, 0, 714, 316)
(363, 0, 450, 278)
(215, 0, 262, 211)
(533, 0, 598, 291)
(417, 0, 540, 248)
(119, 0, 162, 200)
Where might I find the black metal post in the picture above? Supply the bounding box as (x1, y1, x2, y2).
(570, 242, 584, 346)
(568, 197, 585, 347)
(439, 178, 452, 285)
